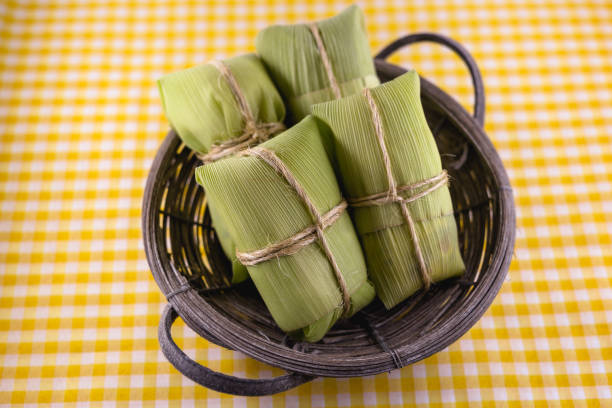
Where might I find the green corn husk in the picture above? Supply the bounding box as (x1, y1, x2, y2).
(158, 54, 286, 284)
(312, 70, 465, 309)
(195, 116, 375, 342)
(255, 5, 379, 123)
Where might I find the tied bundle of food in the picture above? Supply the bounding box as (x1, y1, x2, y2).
(195, 116, 375, 342)
(312, 70, 465, 309)
(157, 54, 286, 283)
(156, 4, 467, 343)
(255, 5, 379, 123)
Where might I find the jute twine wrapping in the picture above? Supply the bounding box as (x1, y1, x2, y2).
(198, 60, 285, 164)
(235, 147, 352, 314)
(353, 88, 451, 290)
(308, 23, 342, 100)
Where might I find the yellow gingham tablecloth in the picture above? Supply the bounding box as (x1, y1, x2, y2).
(1, 0, 611, 406)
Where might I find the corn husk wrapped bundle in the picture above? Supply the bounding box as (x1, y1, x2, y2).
(255, 5, 379, 123)
(195, 116, 375, 342)
(312, 71, 465, 309)
(158, 54, 286, 283)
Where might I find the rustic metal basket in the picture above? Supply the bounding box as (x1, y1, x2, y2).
(142, 33, 515, 396)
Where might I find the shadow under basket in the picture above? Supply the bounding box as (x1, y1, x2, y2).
(142, 33, 516, 396)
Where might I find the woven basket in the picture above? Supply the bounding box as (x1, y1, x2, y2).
(142, 33, 515, 396)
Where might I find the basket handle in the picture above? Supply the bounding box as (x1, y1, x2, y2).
(376, 32, 485, 126)
(158, 304, 314, 396)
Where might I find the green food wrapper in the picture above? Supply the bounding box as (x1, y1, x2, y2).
(312, 70, 465, 309)
(195, 116, 375, 342)
(158, 54, 286, 284)
(255, 5, 379, 123)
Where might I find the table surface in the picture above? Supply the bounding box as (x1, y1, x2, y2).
(1, 0, 611, 406)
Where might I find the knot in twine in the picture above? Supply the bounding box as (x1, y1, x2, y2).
(198, 60, 285, 164)
(352, 88, 452, 291)
(235, 147, 352, 315)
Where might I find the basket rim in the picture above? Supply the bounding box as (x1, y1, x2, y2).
(142, 59, 516, 377)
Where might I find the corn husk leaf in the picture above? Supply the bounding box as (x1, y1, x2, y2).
(158, 54, 286, 284)
(195, 116, 375, 342)
(312, 71, 465, 309)
(255, 5, 379, 123)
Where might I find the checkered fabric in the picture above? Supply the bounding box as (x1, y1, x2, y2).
(1, 0, 610, 406)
